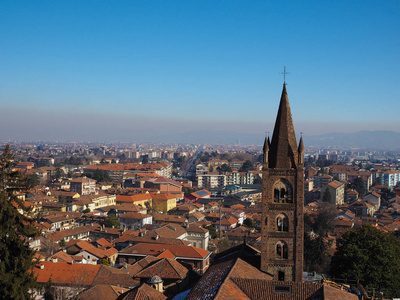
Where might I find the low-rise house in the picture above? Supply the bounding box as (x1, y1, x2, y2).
(41, 212, 82, 231)
(116, 193, 153, 208)
(118, 243, 211, 274)
(345, 189, 359, 203)
(223, 227, 260, 246)
(216, 216, 239, 231)
(171, 204, 198, 216)
(119, 212, 152, 230)
(114, 203, 147, 215)
(34, 262, 137, 298)
(363, 192, 381, 211)
(46, 224, 100, 244)
(71, 240, 118, 265)
(134, 257, 190, 295)
(184, 189, 211, 203)
(185, 224, 209, 250)
(144, 176, 183, 193)
(349, 199, 377, 217)
(188, 213, 205, 223)
(153, 214, 187, 226)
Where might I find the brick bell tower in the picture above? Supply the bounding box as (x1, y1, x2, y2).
(261, 83, 304, 282)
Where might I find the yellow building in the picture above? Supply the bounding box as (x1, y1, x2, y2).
(116, 193, 153, 208)
(151, 192, 177, 213)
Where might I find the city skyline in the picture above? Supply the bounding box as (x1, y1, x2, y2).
(1, 1, 399, 142)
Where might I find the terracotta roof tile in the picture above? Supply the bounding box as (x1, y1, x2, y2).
(118, 283, 167, 300)
(78, 284, 130, 300)
(120, 243, 210, 259)
(135, 258, 188, 280)
(34, 262, 100, 286)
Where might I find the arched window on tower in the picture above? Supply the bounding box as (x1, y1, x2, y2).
(276, 241, 288, 259)
(273, 179, 293, 203)
(264, 217, 268, 226)
(276, 214, 289, 232)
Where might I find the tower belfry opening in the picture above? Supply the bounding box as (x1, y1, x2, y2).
(261, 83, 304, 282)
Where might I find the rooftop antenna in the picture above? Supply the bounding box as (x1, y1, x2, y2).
(281, 66, 290, 84)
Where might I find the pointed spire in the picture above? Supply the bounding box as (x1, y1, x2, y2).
(263, 136, 269, 165)
(298, 136, 304, 153)
(268, 84, 298, 169)
(263, 136, 269, 153)
(298, 136, 304, 166)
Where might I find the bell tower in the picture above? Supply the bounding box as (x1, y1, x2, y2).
(261, 83, 304, 282)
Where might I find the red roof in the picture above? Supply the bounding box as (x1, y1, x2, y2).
(121, 243, 210, 259)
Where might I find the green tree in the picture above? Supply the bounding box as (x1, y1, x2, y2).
(330, 225, 400, 298)
(27, 173, 40, 187)
(105, 215, 120, 229)
(239, 160, 254, 172)
(218, 163, 232, 173)
(0, 145, 40, 298)
(351, 177, 366, 198)
(253, 175, 262, 184)
(93, 169, 112, 182)
(55, 167, 65, 179)
(243, 218, 256, 228)
(59, 239, 66, 248)
(199, 152, 210, 163)
(303, 213, 313, 233)
(205, 224, 217, 239)
(99, 258, 110, 266)
(304, 231, 331, 273)
(312, 202, 337, 235)
(322, 188, 331, 203)
(141, 156, 149, 164)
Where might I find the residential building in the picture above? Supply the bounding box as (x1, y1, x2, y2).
(69, 177, 96, 195)
(320, 180, 345, 205)
(119, 212, 152, 230)
(197, 173, 226, 189)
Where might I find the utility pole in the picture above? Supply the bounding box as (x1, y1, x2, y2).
(219, 206, 222, 240)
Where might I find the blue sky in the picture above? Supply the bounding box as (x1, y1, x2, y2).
(0, 1, 399, 142)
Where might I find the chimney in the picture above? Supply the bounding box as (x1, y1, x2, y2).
(40, 264, 44, 270)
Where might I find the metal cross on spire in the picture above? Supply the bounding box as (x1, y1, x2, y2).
(281, 66, 290, 84)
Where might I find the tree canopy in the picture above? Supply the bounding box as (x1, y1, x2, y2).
(351, 177, 366, 198)
(239, 160, 254, 172)
(0, 145, 40, 298)
(218, 163, 232, 173)
(330, 225, 400, 298)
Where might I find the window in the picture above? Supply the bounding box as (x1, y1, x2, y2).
(278, 271, 285, 281)
(276, 241, 288, 259)
(274, 284, 291, 293)
(273, 179, 293, 203)
(264, 217, 268, 226)
(276, 214, 289, 232)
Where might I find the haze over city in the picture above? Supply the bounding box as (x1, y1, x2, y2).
(0, 1, 399, 142)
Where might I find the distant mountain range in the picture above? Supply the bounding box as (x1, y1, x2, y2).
(151, 130, 400, 149)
